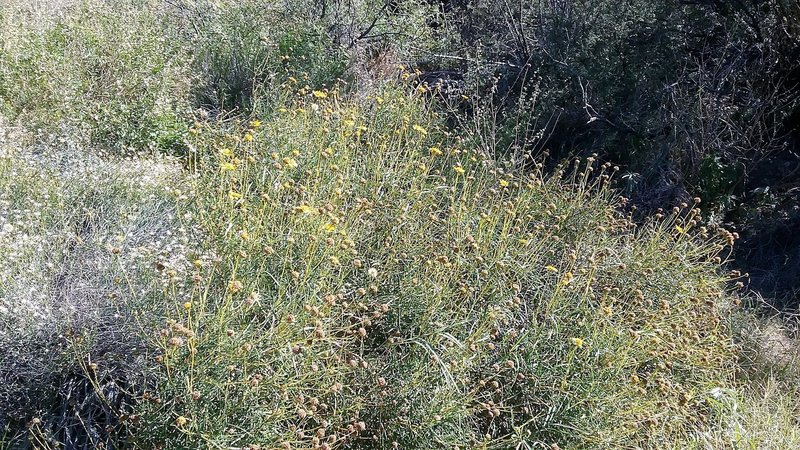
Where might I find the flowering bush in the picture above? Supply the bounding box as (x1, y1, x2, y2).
(130, 86, 739, 449)
(1, 2, 798, 450)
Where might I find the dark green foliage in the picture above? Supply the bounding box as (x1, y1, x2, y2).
(423, 0, 800, 306)
(277, 28, 349, 89)
(431, 0, 799, 204)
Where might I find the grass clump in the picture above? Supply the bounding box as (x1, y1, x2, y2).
(179, 1, 349, 114)
(0, 135, 198, 448)
(0, 1, 193, 154)
(131, 86, 738, 449)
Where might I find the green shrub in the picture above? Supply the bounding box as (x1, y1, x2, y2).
(2, 2, 797, 449)
(178, 0, 279, 113)
(187, 10, 348, 114)
(0, 1, 193, 154)
(437, 0, 799, 209)
(277, 28, 349, 89)
(131, 86, 738, 449)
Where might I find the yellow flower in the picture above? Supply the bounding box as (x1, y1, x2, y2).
(499, 179, 510, 187)
(429, 146, 443, 156)
(175, 416, 188, 427)
(312, 90, 328, 99)
(561, 271, 574, 286)
(412, 124, 427, 135)
(220, 148, 233, 157)
(453, 165, 465, 174)
(244, 133, 253, 142)
(675, 224, 686, 234)
(571, 337, 584, 349)
(249, 119, 262, 129)
(323, 223, 336, 232)
(228, 191, 242, 200)
(545, 265, 558, 273)
(228, 279, 244, 293)
(282, 157, 298, 169)
(293, 203, 313, 214)
(183, 302, 192, 310)
(220, 162, 237, 172)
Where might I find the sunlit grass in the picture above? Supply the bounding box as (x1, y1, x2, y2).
(1, 1, 799, 449)
(129, 86, 741, 449)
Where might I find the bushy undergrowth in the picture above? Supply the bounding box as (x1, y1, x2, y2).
(174, 1, 350, 114)
(1, 1, 799, 450)
(0, 1, 193, 154)
(0, 0, 440, 152)
(687, 312, 800, 449)
(426, 0, 800, 307)
(126, 86, 741, 449)
(0, 132, 199, 448)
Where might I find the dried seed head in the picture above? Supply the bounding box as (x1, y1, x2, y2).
(246, 291, 261, 306)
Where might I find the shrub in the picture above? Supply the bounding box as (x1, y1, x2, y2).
(131, 86, 738, 449)
(429, 0, 800, 309)
(0, 1, 193, 154)
(0, 140, 198, 448)
(687, 312, 800, 449)
(177, 0, 437, 114)
(2, 2, 797, 449)
(174, 1, 347, 114)
(434, 0, 800, 210)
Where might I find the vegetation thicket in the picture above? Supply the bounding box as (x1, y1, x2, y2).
(0, 1, 798, 449)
